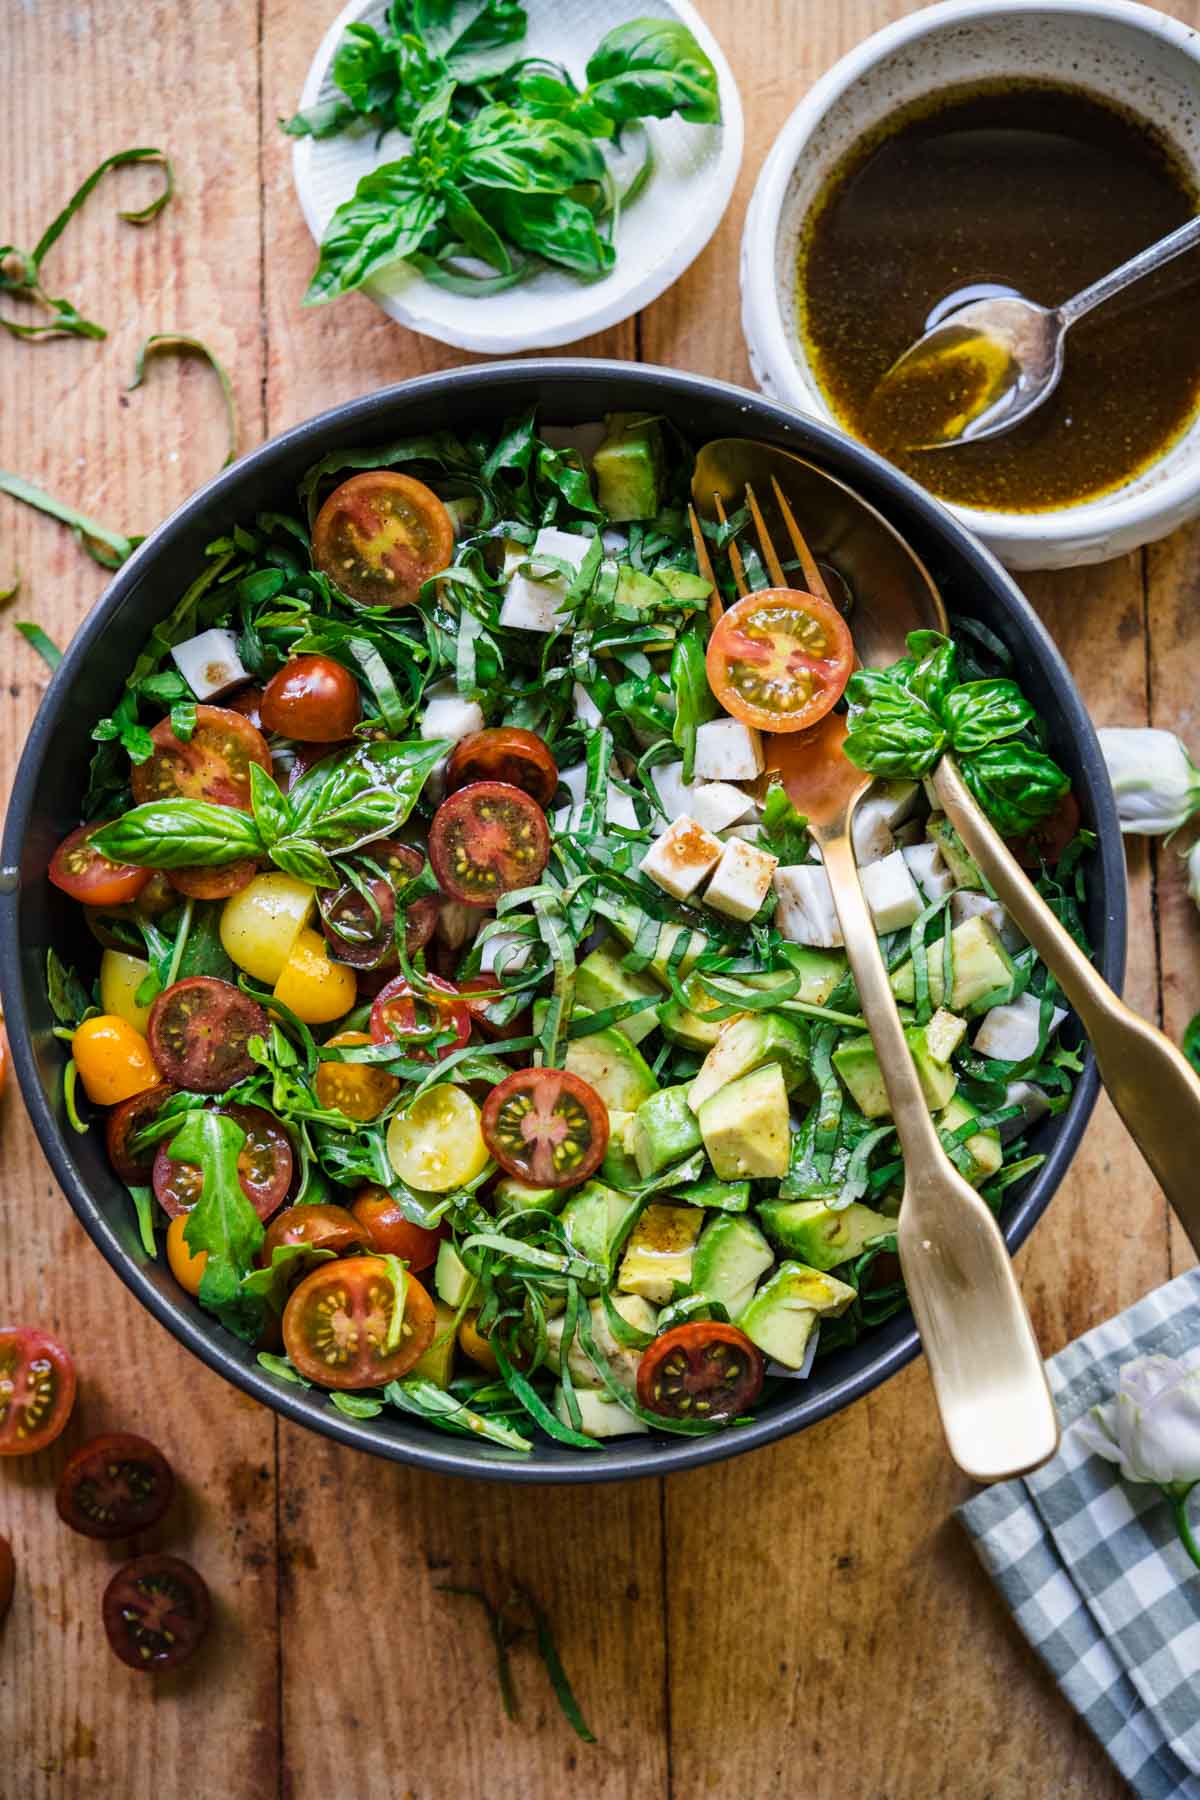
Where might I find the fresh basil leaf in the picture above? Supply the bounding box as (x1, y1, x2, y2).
(457, 105, 605, 192)
(330, 1390, 385, 1418)
(758, 783, 809, 861)
(670, 625, 717, 783)
(483, 189, 614, 276)
(287, 738, 450, 850)
(331, 22, 399, 112)
(958, 741, 1071, 836)
(256, 1349, 312, 1387)
(175, 1111, 266, 1342)
(14, 621, 62, 669)
(942, 679, 1036, 754)
(46, 949, 93, 1028)
(515, 71, 615, 139)
(91, 800, 264, 869)
(1185, 1013, 1200, 1075)
(174, 902, 236, 981)
(0, 469, 134, 565)
(305, 166, 444, 304)
(410, 0, 527, 75)
(384, 1377, 533, 1451)
(442, 184, 512, 273)
(904, 630, 957, 713)
(585, 19, 720, 125)
(250, 761, 293, 849)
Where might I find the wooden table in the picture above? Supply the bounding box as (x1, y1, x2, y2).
(2, 2, 1197, 1793)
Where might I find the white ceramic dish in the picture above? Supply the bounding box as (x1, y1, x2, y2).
(740, 0, 1200, 571)
(292, 0, 743, 354)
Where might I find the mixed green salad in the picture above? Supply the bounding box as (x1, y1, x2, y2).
(44, 411, 1090, 1454)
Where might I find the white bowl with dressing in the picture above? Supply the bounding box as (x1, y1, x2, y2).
(740, 0, 1200, 571)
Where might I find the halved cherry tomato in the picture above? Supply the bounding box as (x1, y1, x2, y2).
(56, 1432, 175, 1539)
(260, 655, 362, 742)
(457, 971, 519, 1040)
(446, 728, 559, 808)
(283, 1256, 436, 1389)
(147, 977, 267, 1093)
(369, 973, 472, 1061)
(166, 1215, 208, 1296)
(318, 839, 421, 970)
(1008, 789, 1082, 869)
(636, 1321, 764, 1422)
(481, 1067, 608, 1189)
(429, 781, 550, 905)
(106, 1082, 174, 1184)
(314, 1031, 400, 1122)
(49, 822, 153, 908)
(349, 1187, 444, 1269)
(224, 685, 264, 728)
(72, 1016, 160, 1106)
(102, 1554, 210, 1672)
(312, 471, 454, 608)
(0, 1535, 12, 1623)
(0, 1327, 76, 1456)
(168, 858, 258, 901)
(130, 705, 273, 810)
(260, 1203, 369, 1266)
(458, 1309, 499, 1375)
(152, 1104, 293, 1220)
(706, 588, 854, 733)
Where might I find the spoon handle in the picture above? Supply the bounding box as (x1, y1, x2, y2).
(1058, 214, 1200, 329)
(932, 757, 1200, 1255)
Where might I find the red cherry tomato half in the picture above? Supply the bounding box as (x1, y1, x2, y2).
(1008, 789, 1082, 870)
(105, 1082, 175, 1185)
(318, 839, 424, 971)
(428, 780, 550, 906)
(481, 1067, 608, 1189)
(0, 1535, 12, 1624)
(312, 471, 454, 608)
(148, 977, 267, 1094)
(49, 822, 152, 908)
(369, 973, 472, 1061)
(636, 1322, 764, 1423)
(706, 588, 855, 733)
(130, 705, 273, 810)
(0, 1327, 76, 1456)
(445, 728, 559, 808)
(152, 1104, 293, 1221)
(260, 655, 362, 742)
(349, 1188, 445, 1270)
(102, 1554, 211, 1672)
(56, 1432, 175, 1540)
(282, 1256, 437, 1389)
(167, 858, 258, 901)
(260, 1203, 370, 1266)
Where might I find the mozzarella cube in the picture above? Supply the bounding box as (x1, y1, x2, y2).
(859, 850, 922, 934)
(170, 628, 249, 700)
(558, 762, 588, 809)
(703, 839, 779, 922)
(773, 865, 843, 949)
(998, 1080, 1052, 1144)
(973, 992, 1067, 1063)
(851, 794, 896, 866)
(420, 681, 484, 744)
(641, 816, 723, 901)
(950, 889, 1026, 953)
(650, 760, 755, 836)
(605, 788, 640, 831)
(573, 682, 603, 728)
(878, 778, 922, 827)
(694, 718, 764, 782)
(903, 842, 956, 902)
(499, 526, 593, 632)
(480, 930, 534, 975)
(555, 761, 639, 833)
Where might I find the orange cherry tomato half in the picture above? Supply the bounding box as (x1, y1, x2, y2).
(481, 1067, 608, 1189)
(49, 822, 153, 908)
(314, 1031, 401, 1122)
(428, 780, 550, 906)
(102, 1554, 210, 1672)
(312, 471, 454, 607)
(168, 858, 258, 901)
(130, 704, 273, 810)
(147, 977, 267, 1094)
(260, 655, 362, 742)
(260, 1203, 370, 1266)
(0, 1326, 76, 1456)
(706, 588, 855, 733)
(445, 728, 559, 808)
(166, 1215, 209, 1297)
(282, 1256, 436, 1389)
(56, 1432, 175, 1540)
(349, 1187, 444, 1270)
(71, 1016, 160, 1106)
(636, 1321, 764, 1423)
(1008, 788, 1081, 870)
(369, 974, 472, 1062)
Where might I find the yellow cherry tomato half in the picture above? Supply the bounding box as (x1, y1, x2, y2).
(386, 1084, 490, 1193)
(166, 1215, 208, 1297)
(220, 872, 316, 985)
(71, 1016, 160, 1105)
(314, 1030, 400, 1123)
(272, 927, 356, 1025)
(99, 949, 155, 1036)
(458, 1309, 499, 1375)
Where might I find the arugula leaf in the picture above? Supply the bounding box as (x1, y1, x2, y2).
(584, 19, 720, 125)
(175, 1111, 266, 1341)
(46, 949, 93, 1028)
(129, 335, 239, 469)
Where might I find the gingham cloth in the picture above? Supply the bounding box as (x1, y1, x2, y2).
(958, 1268, 1200, 1800)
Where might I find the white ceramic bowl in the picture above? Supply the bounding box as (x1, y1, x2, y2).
(293, 0, 743, 354)
(741, 0, 1200, 571)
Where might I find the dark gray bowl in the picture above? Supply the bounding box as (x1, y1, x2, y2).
(0, 361, 1125, 1482)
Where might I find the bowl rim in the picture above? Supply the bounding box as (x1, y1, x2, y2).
(741, 0, 1200, 548)
(0, 358, 1126, 1482)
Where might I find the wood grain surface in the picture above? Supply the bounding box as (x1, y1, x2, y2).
(1, 2, 1197, 1796)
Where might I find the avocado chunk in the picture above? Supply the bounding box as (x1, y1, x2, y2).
(434, 1241, 476, 1309)
(757, 1198, 893, 1271)
(938, 1095, 1003, 1186)
(409, 1299, 458, 1388)
(594, 413, 664, 521)
(654, 566, 714, 605)
(698, 1062, 791, 1180)
(736, 1261, 856, 1368)
(617, 1202, 704, 1302)
(660, 969, 796, 1052)
(536, 1003, 659, 1110)
(689, 1174, 750, 1213)
(576, 940, 662, 1046)
(833, 1024, 957, 1118)
(632, 1083, 704, 1180)
(691, 1215, 774, 1317)
(492, 1175, 565, 1215)
(559, 1181, 642, 1290)
(600, 1110, 641, 1191)
(925, 1006, 967, 1065)
(554, 1385, 648, 1438)
(927, 814, 983, 889)
(783, 946, 849, 1006)
(614, 565, 670, 609)
(688, 1011, 811, 1115)
(545, 1291, 657, 1390)
(599, 897, 708, 987)
(890, 914, 1014, 1015)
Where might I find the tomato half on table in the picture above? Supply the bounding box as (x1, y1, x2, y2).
(147, 977, 267, 1093)
(260, 654, 362, 742)
(49, 823, 153, 908)
(102, 1554, 211, 1672)
(369, 973, 472, 1061)
(312, 471, 454, 608)
(152, 1103, 293, 1220)
(130, 704, 273, 810)
(706, 588, 855, 733)
(1008, 789, 1081, 870)
(314, 1031, 400, 1122)
(636, 1322, 764, 1423)
(445, 728, 559, 809)
(167, 858, 258, 901)
(106, 1082, 175, 1185)
(282, 1256, 436, 1389)
(56, 1432, 175, 1540)
(260, 1203, 370, 1265)
(429, 780, 550, 905)
(349, 1187, 444, 1270)
(0, 1327, 76, 1456)
(481, 1067, 608, 1189)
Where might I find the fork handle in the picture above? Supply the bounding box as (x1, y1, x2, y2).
(933, 757, 1200, 1254)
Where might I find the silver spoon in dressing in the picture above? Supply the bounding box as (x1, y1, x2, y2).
(874, 213, 1200, 450)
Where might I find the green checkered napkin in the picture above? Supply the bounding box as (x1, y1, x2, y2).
(959, 1269, 1200, 1800)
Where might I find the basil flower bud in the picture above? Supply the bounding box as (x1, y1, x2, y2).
(1098, 728, 1200, 836)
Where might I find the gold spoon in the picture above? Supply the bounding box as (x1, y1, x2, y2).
(691, 441, 1058, 1483)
